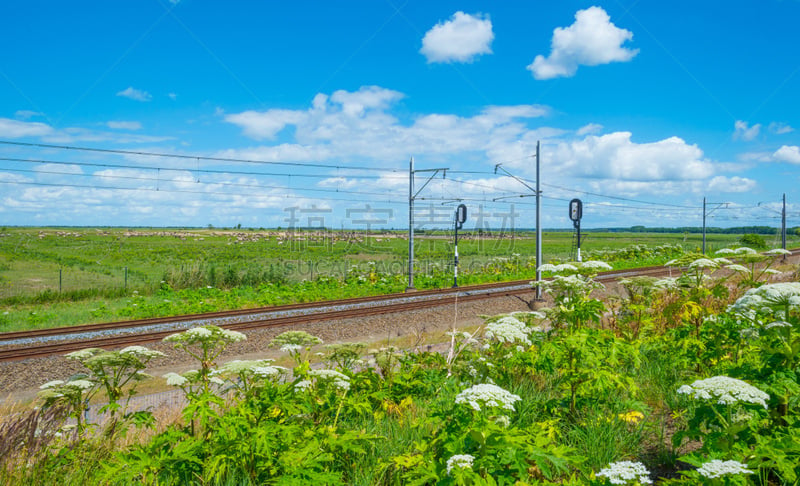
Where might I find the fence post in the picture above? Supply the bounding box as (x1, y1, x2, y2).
(125, 266, 128, 289)
(59, 268, 62, 293)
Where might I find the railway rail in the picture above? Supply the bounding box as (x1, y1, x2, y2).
(0, 262, 757, 362)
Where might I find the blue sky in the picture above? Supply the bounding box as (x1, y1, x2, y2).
(1, 1, 799, 231)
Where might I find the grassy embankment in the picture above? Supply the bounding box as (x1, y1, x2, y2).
(0, 227, 791, 332)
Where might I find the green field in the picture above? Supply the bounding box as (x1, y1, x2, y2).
(0, 227, 793, 331)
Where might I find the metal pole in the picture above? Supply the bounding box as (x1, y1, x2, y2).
(407, 157, 415, 290)
(702, 197, 707, 255)
(124, 266, 128, 289)
(576, 221, 582, 262)
(59, 268, 62, 293)
(782, 193, 787, 250)
(453, 210, 459, 288)
(535, 141, 542, 300)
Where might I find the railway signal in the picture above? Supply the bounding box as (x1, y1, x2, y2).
(453, 203, 467, 287)
(569, 198, 583, 262)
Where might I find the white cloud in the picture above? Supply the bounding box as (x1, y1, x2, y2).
(733, 120, 760, 141)
(707, 176, 757, 193)
(739, 151, 774, 163)
(553, 132, 713, 181)
(14, 110, 42, 120)
(527, 7, 638, 80)
(41, 127, 171, 144)
(587, 180, 703, 197)
(107, 121, 142, 130)
(576, 123, 603, 136)
(225, 86, 559, 166)
(481, 105, 549, 120)
(773, 145, 800, 164)
(328, 86, 405, 116)
(116, 87, 152, 102)
(768, 122, 794, 134)
(0, 117, 53, 138)
(317, 177, 360, 189)
(168, 93, 177, 100)
(35, 163, 82, 175)
(216, 144, 331, 163)
(420, 12, 494, 63)
(224, 109, 307, 140)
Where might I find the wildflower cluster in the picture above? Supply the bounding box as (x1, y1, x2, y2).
(297, 369, 351, 392)
(446, 454, 474, 475)
(731, 282, 800, 314)
(455, 383, 521, 412)
(537, 263, 578, 274)
(584, 243, 684, 263)
(696, 459, 754, 479)
(164, 326, 246, 345)
(484, 316, 532, 345)
(677, 376, 769, 409)
(595, 461, 652, 485)
(578, 260, 613, 272)
(537, 274, 604, 300)
(269, 330, 323, 364)
(211, 359, 289, 394)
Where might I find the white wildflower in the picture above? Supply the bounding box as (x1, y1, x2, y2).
(763, 269, 783, 275)
(294, 380, 312, 391)
(309, 369, 351, 391)
(163, 372, 188, 386)
(677, 376, 769, 409)
(252, 365, 288, 378)
(696, 460, 754, 479)
(280, 344, 303, 354)
(120, 345, 165, 359)
(64, 348, 102, 360)
(734, 247, 757, 255)
(554, 263, 578, 272)
(65, 379, 94, 390)
(446, 454, 474, 475)
(713, 257, 733, 265)
(186, 327, 213, 339)
(596, 461, 652, 485)
(455, 383, 521, 412)
(579, 260, 613, 271)
(221, 329, 246, 342)
(689, 258, 719, 269)
(765, 248, 791, 256)
(484, 316, 531, 345)
(732, 282, 800, 313)
(764, 321, 791, 330)
(653, 277, 678, 290)
(715, 248, 736, 255)
(39, 380, 64, 389)
(217, 359, 274, 374)
(538, 263, 578, 273)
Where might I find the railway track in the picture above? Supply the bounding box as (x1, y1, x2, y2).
(0, 263, 752, 362)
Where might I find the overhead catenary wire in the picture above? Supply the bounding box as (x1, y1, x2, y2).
(0, 156, 409, 181)
(0, 140, 405, 173)
(1, 140, 795, 232)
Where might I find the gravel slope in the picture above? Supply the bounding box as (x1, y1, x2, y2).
(1, 293, 540, 405)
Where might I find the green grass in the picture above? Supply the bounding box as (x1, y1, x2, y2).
(0, 227, 795, 332)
